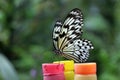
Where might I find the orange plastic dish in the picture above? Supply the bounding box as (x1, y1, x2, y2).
(74, 63, 96, 75)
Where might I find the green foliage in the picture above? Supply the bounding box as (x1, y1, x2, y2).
(0, 0, 120, 80)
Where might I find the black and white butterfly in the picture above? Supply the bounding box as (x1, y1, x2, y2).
(52, 8, 94, 62)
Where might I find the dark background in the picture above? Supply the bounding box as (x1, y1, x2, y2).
(0, 0, 120, 80)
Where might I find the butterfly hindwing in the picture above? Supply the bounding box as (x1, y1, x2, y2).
(62, 39, 94, 62)
(53, 20, 63, 50)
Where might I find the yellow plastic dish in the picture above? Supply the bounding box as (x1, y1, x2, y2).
(53, 60, 74, 71)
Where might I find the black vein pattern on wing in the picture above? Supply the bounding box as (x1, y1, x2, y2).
(53, 20, 63, 50)
(59, 8, 83, 50)
(62, 51, 80, 62)
(62, 38, 94, 62)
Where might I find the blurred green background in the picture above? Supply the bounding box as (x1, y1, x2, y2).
(0, 0, 120, 80)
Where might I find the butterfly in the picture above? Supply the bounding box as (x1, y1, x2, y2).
(52, 8, 94, 62)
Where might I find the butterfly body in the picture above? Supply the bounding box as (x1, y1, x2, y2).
(54, 49, 63, 55)
(52, 8, 94, 63)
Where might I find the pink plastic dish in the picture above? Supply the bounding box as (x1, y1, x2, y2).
(42, 63, 65, 80)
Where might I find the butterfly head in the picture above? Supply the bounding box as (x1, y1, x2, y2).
(53, 49, 63, 55)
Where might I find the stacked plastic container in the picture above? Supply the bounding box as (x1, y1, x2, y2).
(54, 60, 74, 80)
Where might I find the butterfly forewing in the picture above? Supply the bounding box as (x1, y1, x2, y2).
(58, 8, 84, 50)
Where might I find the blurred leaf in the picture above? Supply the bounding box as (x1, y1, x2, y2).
(0, 29, 9, 45)
(99, 72, 118, 80)
(114, 0, 120, 29)
(0, 11, 5, 23)
(85, 14, 109, 31)
(0, 53, 19, 80)
(13, 47, 36, 69)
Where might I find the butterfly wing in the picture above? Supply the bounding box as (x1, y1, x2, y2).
(58, 8, 84, 50)
(62, 39, 94, 62)
(53, 20, 63, 50)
